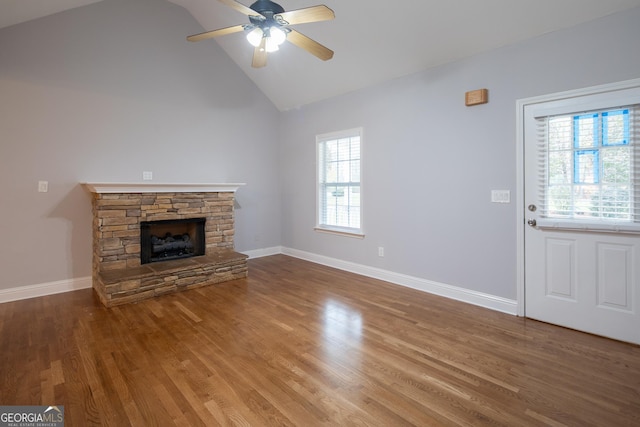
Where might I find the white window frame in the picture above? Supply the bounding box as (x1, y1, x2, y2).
(315, 127, 364, 238)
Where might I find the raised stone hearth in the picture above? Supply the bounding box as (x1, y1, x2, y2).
(84, 183, 248, 306)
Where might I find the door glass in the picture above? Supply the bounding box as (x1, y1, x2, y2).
(545, 108, 634, 221)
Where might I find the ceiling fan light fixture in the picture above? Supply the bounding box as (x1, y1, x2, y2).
(246, 27, 263, 47)
(265, 37, 279, 52)
(261, 26, 285, 52)
(269, 26, 286, 45)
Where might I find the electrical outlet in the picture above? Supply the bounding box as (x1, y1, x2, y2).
(491, 190, 510, 203)
(143, 171, 153, 181)
(38, 181, 48, 193)
(378, 247, 385, 257)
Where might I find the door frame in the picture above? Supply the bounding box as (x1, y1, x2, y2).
(515, 78, 640, 318)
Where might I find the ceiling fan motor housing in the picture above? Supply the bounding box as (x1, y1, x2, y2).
(249, 0, 285, 26)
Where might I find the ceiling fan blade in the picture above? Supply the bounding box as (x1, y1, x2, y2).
(187, 24, 246, 42)
(218, 0, 259, 17)
(252, 38, 267, 68)
(276, 5, 335, 26)
(286, 29, 334, 61)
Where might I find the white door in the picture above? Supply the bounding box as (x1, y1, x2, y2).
(522, 81, 640, 345)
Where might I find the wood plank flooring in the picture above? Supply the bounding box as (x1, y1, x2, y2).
(1, 254, 639, 426)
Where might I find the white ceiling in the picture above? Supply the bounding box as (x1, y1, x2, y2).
(3, 0, 640, 110)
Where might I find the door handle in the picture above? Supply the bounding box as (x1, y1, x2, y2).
(527, 218, 537, 227)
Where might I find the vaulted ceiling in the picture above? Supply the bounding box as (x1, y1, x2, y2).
(3, 0, 640, 110)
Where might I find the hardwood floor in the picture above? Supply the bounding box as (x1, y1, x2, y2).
(1, 255, 639, 426)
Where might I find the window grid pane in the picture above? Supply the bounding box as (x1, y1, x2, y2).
(603, 110, 629, 146)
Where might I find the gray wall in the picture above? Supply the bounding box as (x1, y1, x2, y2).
(2, 0, 639, 302)
(0, 0, 282, 289)
(279, 7, 640, 300)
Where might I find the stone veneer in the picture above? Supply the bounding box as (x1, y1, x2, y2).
(85, 183, 248, 306)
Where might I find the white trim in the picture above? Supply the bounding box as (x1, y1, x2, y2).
(0, 249, 517, 315)
(313, 227, 365, 238)
(241, 246, 283, 259)
(0, 276, 92, 304)
(535, 218, 640, 234)
(516, 77, 640, 318)
(281, 247, 518, 315)
(316, 127, 364, 141)
(82, 182, 246, 193)
(516, 96, 527, 317)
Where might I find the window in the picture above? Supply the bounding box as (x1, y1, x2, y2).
(316, 128, 363, 236)
(540, 105, 639, 225)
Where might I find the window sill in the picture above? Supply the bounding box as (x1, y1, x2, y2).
(536, 218, 640, 234)
(314, 227, 365, 239)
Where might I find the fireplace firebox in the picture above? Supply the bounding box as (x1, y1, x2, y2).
(140, 218, 205, 264)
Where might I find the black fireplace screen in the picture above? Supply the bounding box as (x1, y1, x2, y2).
(140, 218, 205, 264)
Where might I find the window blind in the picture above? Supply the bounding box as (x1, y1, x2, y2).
(535, 104, 640, 233)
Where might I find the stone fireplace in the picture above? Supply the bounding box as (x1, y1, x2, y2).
(83, 183, 248, 307)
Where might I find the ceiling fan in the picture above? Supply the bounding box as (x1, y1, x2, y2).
(187, 0, 335, 68)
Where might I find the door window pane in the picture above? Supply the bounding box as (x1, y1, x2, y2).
(546, 108, 633, 221)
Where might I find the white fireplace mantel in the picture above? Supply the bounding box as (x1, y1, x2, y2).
(82, 182, 245, 194)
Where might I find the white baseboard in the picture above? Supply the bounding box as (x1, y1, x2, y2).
(0, 246, 281, 304)
(241, 246, 284, 259)
(0, 276, 92, 304)
(281, 247, 518, 315)
(0, 249, 518, 315)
